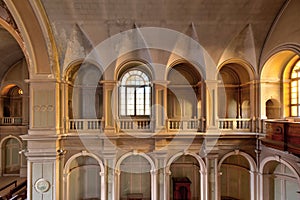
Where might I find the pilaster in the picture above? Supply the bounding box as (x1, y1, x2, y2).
(153, 81, 169, 133)
(101, 80, 117, 134)
(205, 154, 219, 200)
(22, 77, 62, 200)
(205, 80, 218, 130)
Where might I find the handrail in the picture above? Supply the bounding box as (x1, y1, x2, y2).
(4, 180, 27, 200)
(0, 180, 17, 192)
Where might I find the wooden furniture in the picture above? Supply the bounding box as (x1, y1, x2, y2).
(173, 177, 191, 200)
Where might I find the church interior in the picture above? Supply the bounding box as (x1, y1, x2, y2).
(0, 0, 299, 199)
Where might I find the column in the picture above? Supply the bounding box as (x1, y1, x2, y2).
(206, 154, 218, 200)
(22, 90, 29, 125)
(61, 81, 68, 134)
(114, 169, 121, 200)
(249, 80, 257, 132)
(153, 81, 168, 133)
(101, 80, 117, 134)
(103, 151, 116, 200)
(201, 81, 207, 132)
(205, 80, 218, 131)
(153, 151, 167, 200)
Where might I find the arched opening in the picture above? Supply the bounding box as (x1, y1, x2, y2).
(170, 155, 201, 200)
(67, 62, 103, 119)
(66, 62, 103, 131)
(1, 85, 23, 118)
(67, 155, 102, 200)
(218, 63, 250, 119)
(261, 50, 299, 119)
(119, 155, 152, 200)
(2, 138, 20, 175)
(262, 161, 300, 200)
(116, 62, 153, 131)
(167, 63, 204, 131)
(218, 62, 253, 131)
(266, 99, 280, 119)
(220, 155, 251, 200)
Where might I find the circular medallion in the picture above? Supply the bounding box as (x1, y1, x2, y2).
(35, 178, 50, 193)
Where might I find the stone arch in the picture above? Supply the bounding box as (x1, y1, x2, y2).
(115, 151, 156, 200)
(259, 156, 300, 184)
(0, 135, 23, 176)
(166, 61, 203, 121)
(218, 150, 257, 200)
(265, 99, 280, 119)
(65, 60, 104, 120)
(115, 59, 154, 81)
(259, 155, 300, 200)
(217, 59, 255, 119)
(260, 46, 300, 118)
(5, 1, 58, 76)
(217, 58, 256, 81)
(165, 151, 206, 200)
(63, 151, 105, 200)
(166, 58, 205, 81)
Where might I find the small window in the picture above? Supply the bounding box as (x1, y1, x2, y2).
(290, 60, 300, 116)
(119, 69, 151, 116)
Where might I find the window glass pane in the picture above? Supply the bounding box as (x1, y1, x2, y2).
(291, 106, 297, 116)
(291, 98, 297, 104)
(291, 63, 300, 116)
(127, 87, 135, 115)
(120, 87, 126, 115)
(136, 88, 145, 115)
(119, 69, 151, 116)
(145, 87, 151, 115)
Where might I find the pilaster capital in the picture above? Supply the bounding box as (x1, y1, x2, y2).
(100, 80, 118, 86)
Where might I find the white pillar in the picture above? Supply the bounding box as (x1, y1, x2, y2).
(205, 80, 218, 130)
(164, 169, 171, 200)
(200, 169, 207, 200)
(151, 169, 158, 200)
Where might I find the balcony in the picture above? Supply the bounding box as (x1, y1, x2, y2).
(261, 120, 300, 155)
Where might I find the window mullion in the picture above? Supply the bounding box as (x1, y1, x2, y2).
(125, 87, 127, 116)
(133, 86, 137, 116)
(144, 86, 146, 115)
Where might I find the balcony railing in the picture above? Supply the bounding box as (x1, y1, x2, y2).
(218, 118, 251, 131)
(66, 118, 265, 134)
(68, 119, 103, 132)
(166, 118, 206, 132)
(116, 118, 152, 132)
(0, 117, 22, 125)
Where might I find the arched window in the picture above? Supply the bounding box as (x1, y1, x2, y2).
(119, 69, 151, 116)
(290, 60, 300, 116)
(3, 138, 20, 175)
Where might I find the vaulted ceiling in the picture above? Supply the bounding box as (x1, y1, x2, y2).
(0, 0, 292, 78)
